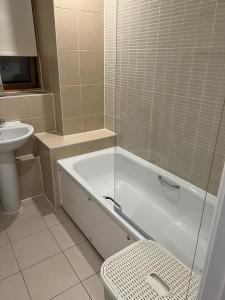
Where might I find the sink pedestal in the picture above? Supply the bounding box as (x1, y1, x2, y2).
(0, 151, 21, 214)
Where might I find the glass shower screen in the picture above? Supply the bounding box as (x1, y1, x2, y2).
(104, 0, 225, 298)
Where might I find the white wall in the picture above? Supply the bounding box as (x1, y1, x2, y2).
(0, 0, 37, 56)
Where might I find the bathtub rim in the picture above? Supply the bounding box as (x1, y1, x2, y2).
(57, 146, 216, 242)
(57, 146, 216, 204)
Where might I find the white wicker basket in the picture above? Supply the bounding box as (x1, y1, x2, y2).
(101, 240, 200, 300)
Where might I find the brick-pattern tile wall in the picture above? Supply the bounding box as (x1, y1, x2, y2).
(105, 0, 225, 195)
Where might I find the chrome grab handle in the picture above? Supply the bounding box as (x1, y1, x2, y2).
(158, 175, 180, 190)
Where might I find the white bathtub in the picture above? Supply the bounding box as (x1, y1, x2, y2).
(57, 146, 215, 272)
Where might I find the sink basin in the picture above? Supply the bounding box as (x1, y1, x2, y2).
(0, 122, 34, 214)
(0, 122, 34, 152)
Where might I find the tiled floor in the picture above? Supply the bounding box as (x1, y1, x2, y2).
(0, 195, 105, 300)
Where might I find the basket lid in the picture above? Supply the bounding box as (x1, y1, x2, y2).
(101, 240, 200, 300)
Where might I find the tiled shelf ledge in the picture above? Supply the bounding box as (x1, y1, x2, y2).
(15, 154, 36, 162)
(35, 129, 116, 149)
(35, 129, 116, 207)
(1, 90, 50, 98)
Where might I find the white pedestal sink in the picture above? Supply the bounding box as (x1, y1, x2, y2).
(0, 122, 34, 214)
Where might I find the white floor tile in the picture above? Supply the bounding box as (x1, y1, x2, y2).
(32, 195, 53, 213)
(52, 283, 91, 300)
(49, 220, 85, 250)
(12, 229, 61, 269)
(32, 196, 70, 227)
(22, 253, 79, 300)
(64, 241, 103, 281)
(0, 273, 30, 300)
(43, 208, 70, 228)
(0, 244, 19, 280)
(20, 198, 39, 216)
(83, 274, 105, 300)
(3, 211, 46, 242)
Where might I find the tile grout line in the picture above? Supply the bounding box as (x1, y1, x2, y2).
(80, 281, 94, 300)
(49, 281, 84, 300)
(42, 217, 89, 299)
(16, 250, 62, 273)
(9, 227, 48, 245)
(1, 195, 70, 244)
(1, 197, 102, 299)
(40, 205, 101, 300)
(0, 198, 62, 299)
(2, 222, 32, 300)
(0, 270, 21, 284)
(0, 212, 78, 299)
(62, 245, 102, 283)
(79, 272, 102, 300)
(0, 242, 10, 249)
(76, 4, 84, 132)
(49, 271, 100, 300)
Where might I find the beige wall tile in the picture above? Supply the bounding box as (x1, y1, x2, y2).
(16, 158, 43, 200)
(52, 136, 115, 160)
(54, 0, 76, 9)
(34, 0, 61, 132)
(77, 0, 104, 13)
(55, 8, 78, 50)
(117, 119, 150, 160)
(83, 114, 104, 131)
(78, 11, 103, 50)
(30, 116, 56, 133)
(37, 140, 55, 206)
(36, 0, 104, 135)
(82, 84, 104, 116)
(53, 92, 64, 133)
(61, 86, 82, 119)
(104, 0, 225, 195)
(58, 50, 80, 86)
(80, 51, 103, 84)
(104, 114, 115, 132)
(55, 113, 64, 134)
(30, 94, 54, 118)
(0, 96, 31, 121)
(63, 117, 83, 135)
